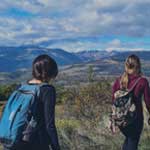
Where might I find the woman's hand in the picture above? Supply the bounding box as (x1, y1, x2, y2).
(108, 120, 119, 134)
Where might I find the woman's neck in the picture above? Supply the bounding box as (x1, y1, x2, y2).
(28, 78, 43, 84)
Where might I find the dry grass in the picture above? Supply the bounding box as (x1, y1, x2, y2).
(0, 81, 150, 149)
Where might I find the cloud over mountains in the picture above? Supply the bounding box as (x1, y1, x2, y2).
(0, 0, 150, 51)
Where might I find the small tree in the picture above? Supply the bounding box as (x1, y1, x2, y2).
(88, 65, 94, 83)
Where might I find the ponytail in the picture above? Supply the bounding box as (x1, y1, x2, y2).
(120, 72, 129, 89)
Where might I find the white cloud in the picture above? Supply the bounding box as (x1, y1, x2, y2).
(108, 39, 121, 47)
(48, 40, 104, 52)
(33, 37, 49, 43)
(106, 39, 121, 52)
(0, 0, 149, 51)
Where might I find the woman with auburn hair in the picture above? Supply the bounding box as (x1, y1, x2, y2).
(111, 54, 150, 150)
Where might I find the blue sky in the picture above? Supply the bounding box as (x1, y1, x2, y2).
(0, 0, 150, 52)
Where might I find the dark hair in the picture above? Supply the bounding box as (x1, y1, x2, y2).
(32, 54, 58, 82)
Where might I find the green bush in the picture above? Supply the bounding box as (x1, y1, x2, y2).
(0, 84, 18, 101)
(56, 85, 78, 105)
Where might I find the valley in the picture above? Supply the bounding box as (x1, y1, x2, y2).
(0, 46, 150, 85)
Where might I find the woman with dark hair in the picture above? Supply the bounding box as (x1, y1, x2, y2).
(111, 55, 150, 150)
(3, 54, 60, 150)
(27, 54, 60, 150)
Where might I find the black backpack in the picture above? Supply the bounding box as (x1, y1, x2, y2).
(110, 77, 141, 128)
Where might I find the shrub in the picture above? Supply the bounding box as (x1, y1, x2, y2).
(0, 84, 18, 101)
(74, 81, 112, 123)
(56, 85, 78, 105)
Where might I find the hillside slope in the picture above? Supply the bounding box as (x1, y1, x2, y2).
(0, 46, 82, 72)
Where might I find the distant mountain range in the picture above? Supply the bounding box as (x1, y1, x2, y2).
(75, 50, 150, 62)
(0, 46, 149, 72)
(75, 50, 118, 61)
(0, 46, 82, 72)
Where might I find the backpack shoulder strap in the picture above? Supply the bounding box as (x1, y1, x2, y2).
(128, 77, 142, 92)
(19, 82, 49, 96)
(36, 82, 49, 96)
